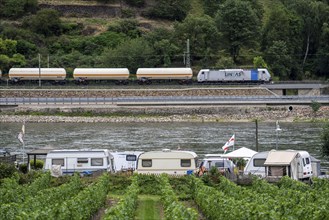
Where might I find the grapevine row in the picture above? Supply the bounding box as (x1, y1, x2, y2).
(102, 175, 139, 220)
(0, 172, 51, 204)
(159, 174, 198, 220)
(0, 173, 82, 219)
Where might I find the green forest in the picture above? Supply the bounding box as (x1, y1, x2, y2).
(0, 0, 329, 81)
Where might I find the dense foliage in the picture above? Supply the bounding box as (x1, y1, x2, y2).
(1, 172, 329, 219)
(0, 0, 329, 80)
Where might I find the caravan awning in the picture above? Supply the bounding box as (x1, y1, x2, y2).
(264, 151, 298, 165)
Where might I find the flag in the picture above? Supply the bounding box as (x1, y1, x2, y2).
(18, 132, 24, 144)
(222, 134, 235, 153)
(18, 122, 25, 144)
(22, 123, 25, 135)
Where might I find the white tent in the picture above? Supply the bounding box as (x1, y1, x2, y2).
(221, 147, 257, 159)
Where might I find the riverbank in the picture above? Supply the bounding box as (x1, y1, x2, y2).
(1, 104, 328, 123)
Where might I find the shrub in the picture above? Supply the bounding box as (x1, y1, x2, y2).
(19, 163, 28, 174)
(29, 159, 44, 170)
(310, 100, 321, 113)
(0, 163, 17, 179)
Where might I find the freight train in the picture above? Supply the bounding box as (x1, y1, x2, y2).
(0, 67, 271, 85)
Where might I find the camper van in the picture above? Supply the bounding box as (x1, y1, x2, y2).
(111, 151, 143, 172)
(244, 151, 269, 177)
(264, 150, 313, 181)
(135, 149, 198, 175)
(44, 149, 114, 174)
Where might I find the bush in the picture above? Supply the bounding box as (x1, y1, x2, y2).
(0, 163, 17, 179)
(29, 159, 44, 170)
(137, 174, 162, 195)
(310, 100, 321, 113)
(19, 163, 28, 174)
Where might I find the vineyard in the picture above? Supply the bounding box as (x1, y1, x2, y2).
(1, 171, 329, 220)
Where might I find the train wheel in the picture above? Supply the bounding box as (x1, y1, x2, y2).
(146, 80, 152, 85)
(138, 81, 143, 85)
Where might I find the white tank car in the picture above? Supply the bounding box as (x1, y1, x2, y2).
(73, 68, 130, 82)
(197, 68, 271, 83)
(9, 68, 66, 82)
(136, 68, 193, 84)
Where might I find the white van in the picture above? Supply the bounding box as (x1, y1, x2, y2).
(44, 149, 114, 175)
(135, 149, 198, 175)
(201, 157, 235, 174)
(110, 151, 143, 172)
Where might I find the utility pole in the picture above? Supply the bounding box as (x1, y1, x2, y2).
(255, 119, 259, 152)
(186, 39, 190, 68)
(38, 53, 41, 87)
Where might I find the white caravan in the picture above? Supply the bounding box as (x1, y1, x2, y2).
(135, 149, 198, 175)
(244, 151, 269, 177)
(44, 149, 114, 175)
(110, 151, 143, 172)
(264, 150, 313, 181)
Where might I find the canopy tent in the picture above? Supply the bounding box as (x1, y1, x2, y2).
(221, 147, 257, 159)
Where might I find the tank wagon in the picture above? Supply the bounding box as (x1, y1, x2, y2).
(9, 68, 66, 84)
(136, 68, 193, 84)
(197, 68, 271, 83)
(73, 68, 130, 85)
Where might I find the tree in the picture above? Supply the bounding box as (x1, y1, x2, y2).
(101, 38, 156, 73)
(215, 0, 261, 63)
(321, 123, 329, 157)
(0, 38, 17, 56)
(174, 15, 220, 65)
(202, 0, 221, 17)
(143, 0, 190, 21)
(1, 0, 25, 18)
(315, 23, 329, 78)
(261, 5, 303, 79)
(24, 9, 62, 37)
(281, 0, 329, 75)
(253, 56, 268, 68)
(265, 41, 292, 80)
(0, 0, 38, 18)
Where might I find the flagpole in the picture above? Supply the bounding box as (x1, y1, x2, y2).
(231, 133, 234, 151)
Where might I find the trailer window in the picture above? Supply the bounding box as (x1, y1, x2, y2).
(253, 159, 266, 167)
(142, 159, 152, 167)
(215, 161, 224, 168)
(126, 155, 137, 161)
(181, 159, 191, 167)
(52, 159, 64, 166)
(305, 157, 310, 165)
(77, 158, 88, 164)
(91, 158, 103, 166)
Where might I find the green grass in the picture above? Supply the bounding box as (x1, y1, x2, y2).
(135, 195, 163, 220)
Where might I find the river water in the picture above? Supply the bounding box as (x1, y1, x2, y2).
(1, 121, 328, 171)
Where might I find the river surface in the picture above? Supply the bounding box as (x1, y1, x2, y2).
(1, 121, 328, 170)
